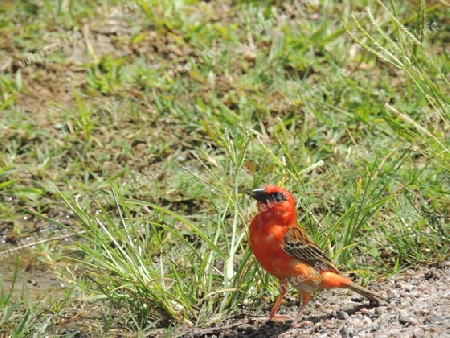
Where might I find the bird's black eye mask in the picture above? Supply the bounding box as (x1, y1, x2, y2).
(251, 189, 287, 203)
(268, 192, 287, 202)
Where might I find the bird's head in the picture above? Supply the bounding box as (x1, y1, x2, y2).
(250, 185, 297, 224)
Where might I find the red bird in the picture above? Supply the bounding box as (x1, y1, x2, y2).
(249, 185, 386, 327)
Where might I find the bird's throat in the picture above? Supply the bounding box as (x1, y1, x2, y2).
(257, 202, 296, 226)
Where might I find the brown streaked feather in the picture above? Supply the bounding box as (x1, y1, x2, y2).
(282, 226, 339, 274)
(345, 282, 387, 305)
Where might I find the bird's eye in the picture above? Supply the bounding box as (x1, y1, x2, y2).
(270, 192, 287, 202)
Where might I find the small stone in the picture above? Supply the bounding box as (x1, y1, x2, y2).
(403, 283, 415, 292)
(339, 327, 350, 338)
(399, 314, 417, 325)
(324, 322, 336, 329)
(363, 317, 373, 326)
(413, 329, 425, 338)
(424, 271, 434, 280)
(418, 309, 429, 316)
(336, 310, 349, 320)
(355, 321, 365, 329)
(375, 307, 385, 315)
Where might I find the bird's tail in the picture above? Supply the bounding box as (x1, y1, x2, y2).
(344, 282, 387, 306)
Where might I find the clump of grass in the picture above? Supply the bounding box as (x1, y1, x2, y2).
(52, 127, 259, 328)
(343, 0, 449, 266)
(0, 259, 43, 337)
(345, 0, 449, 153)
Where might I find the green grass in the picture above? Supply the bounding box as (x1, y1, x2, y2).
(0, 0, 449, 335)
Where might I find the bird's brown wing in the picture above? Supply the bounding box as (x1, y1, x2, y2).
(282, 226, 339, 274)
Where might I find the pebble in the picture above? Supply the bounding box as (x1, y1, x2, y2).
(324, 322, 336, 329)
(399, 313, 418, 326)
(339, 327, 350, 337)
(412, 327, 424, 337)
(417, 308, 429, 316)
(336, 310, 349, 320)
(173, 265, 450, 337)
(370, 324, 380, 332)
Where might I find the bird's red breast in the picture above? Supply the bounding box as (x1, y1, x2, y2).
(249, 186, 309, 280)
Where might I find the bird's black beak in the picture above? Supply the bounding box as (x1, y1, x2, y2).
(251, 188, 268, 202)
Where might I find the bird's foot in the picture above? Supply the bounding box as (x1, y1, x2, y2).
(249, 314, 293, 324)
(290, 320, 314, 329)
(269, 314, 294, 322)
(252, 314, 294, 322)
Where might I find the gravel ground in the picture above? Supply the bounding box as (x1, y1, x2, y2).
(170, 262, 450, 337)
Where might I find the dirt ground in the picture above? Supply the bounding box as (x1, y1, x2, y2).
(164, 263, 450, 338)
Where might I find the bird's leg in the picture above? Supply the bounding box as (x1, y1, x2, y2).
(291, 291, 314, 328)
(251, 280, 292, 323)
(268, 280, 293, 321)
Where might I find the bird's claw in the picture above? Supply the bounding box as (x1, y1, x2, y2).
(290, 320, 314, 328)
(251, 314, 294, 323)
(268, 314, 294, 322)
